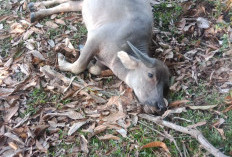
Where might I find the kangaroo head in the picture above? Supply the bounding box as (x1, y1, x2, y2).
(117, 41, 170, 114)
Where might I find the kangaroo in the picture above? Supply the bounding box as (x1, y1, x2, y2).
(29, 0, 170, 114)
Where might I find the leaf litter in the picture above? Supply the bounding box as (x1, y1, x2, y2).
(0, 0, 231, 156)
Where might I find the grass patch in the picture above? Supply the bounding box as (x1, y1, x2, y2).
(153, 2, 182, 31)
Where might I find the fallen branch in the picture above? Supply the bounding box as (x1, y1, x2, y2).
(139, 114, 228, 157)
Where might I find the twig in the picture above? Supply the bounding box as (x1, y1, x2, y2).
(139, 114, 228, 157)
(138, 121, 165, 137)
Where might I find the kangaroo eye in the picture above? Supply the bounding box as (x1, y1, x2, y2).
(148, 73, 153, 78)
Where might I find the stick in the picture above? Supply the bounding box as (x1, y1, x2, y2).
(139, 114, 228, 157)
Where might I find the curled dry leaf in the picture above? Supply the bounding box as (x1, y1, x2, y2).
(48, 39, 55, 48)
(45, 21, 59, 29)
(187, 121, 207, 128)
(188, 105, 217, 110)
(4, 132, 24, 145)
(55, 19, 66, 25)
(101, 69, 114, 77)
(28, 50, 45, 60)
(10, 22, 25, 34)
(169, 100, 190, 108)
(36, 140, 47, 153)
(141, 141, 170, 154)
(68, 121, 87, 136)
(94, 125, 107, 134)
(196, 17, 210, 29)
(223, 105, 232, 113)
(102, 111, 126, 123)
(213, 118, 225, 127)
(162, 107, 187, 118)
(80, 135, 89, 153)
(4, 58, 13, 69)
(23, 30, 34, 40)
(116, 128, 127, 138)
(213, 127, 226, 140)
(98, 134, 120, 140)
(65, 110, 85, 120)
(4, 105, 19, 122)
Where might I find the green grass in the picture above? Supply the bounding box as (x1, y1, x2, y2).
(153, 2, 182, 31)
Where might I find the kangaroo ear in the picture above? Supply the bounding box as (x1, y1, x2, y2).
(117, 51, 138, 69)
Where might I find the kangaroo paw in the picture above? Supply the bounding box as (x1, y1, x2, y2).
(30, 12, 36, 23)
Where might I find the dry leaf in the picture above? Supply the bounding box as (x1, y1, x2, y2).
(68, 121, 87, 136)
(223, 105, 232, 113)
(196, 17, 210, 29)
(98, 134, 120, 140)
(213, 127, 226, 140)
(141, 141, 170, 154)
(187, 121, 207, 128)
(55, 19, 66, 25)
(116, 128, 127, 138)
(94, 125, 107, 134)
(28, 50, 45, 60)
(45, 21, 59, 29)
(4, 133, 24, 145)
(188, 105, 217, 110)
(101, 69, 114, 77)
(65, 110, 85, 120)
(80, 135, 89, 153)
(4, 105, 19, 122)
(36, 140, 47, 153)
(169, 100, 190, 108)
(162, 107, 187, 118)
(213, 118, 225, 127)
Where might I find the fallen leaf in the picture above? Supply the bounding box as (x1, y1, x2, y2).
(80, 135, 89, 153)
(68, 121, 87, 136)
(36, 140, 47, 153)
(223, 105, 232, 113)
(23, 30, 34, 40)
(141, 141, 170, 154)
(4, 105, 19, 122)
(116, 129, 127, 138)
(196, 17, 210, 29)
(28, 50, 45, 60)
(101, 69, 114, 77)
(213, 127, 226, 140)
(162, 107, 187, 118)
(45, 21, 59, 29)
(55, 19, 66, 25)
(169, 100, 190, 108)
(65, 110, 85, 120)
(98, 134, 120, 140)
(188, 105, 217, 110)
(4, 132, 24, 145)
(213, 118, 225, 127)
(187, 121, 207, 128)
(94, 125, 107, 134)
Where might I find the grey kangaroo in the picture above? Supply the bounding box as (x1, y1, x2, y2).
(29, 0, 170, 114)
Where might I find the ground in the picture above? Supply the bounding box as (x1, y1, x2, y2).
(0, 0, 232, 156)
